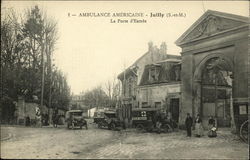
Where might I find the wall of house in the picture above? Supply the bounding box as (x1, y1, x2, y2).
(137, 83, 181, 109)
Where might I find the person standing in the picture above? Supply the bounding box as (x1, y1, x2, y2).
(194, 114, 203, 137)
(185, 113, 193, 137)
(156, 112, 163, 134)
(35, 107, 42, 127)
(208, 116, 217, 137)
(52, 112, 58, 128)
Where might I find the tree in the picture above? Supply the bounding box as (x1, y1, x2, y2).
(103, 74, 122, 108)
(81, 86, 109, 109)
(1, 5, 70, 123)
(1, 8, 27, 99)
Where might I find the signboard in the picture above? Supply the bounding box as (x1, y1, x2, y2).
(132, 117, 147, 120)
(239, 105, 247, 115)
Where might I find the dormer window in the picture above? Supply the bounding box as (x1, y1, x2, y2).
(149, 66, 159, 82)
(170, 65, 181, 81)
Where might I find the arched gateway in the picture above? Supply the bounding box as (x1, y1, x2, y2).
(193, 55, 233, 127)
(175, 10, 249, 129)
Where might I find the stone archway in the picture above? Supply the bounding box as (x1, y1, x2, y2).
(193, 54, 234, 128)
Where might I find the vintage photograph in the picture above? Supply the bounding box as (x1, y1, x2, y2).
(0, 0, 249, 159)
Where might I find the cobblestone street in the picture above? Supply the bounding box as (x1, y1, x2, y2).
(1, 120, 248, 159)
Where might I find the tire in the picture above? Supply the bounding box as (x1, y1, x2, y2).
(110, 123, 116, 130)
(240, 120, 248, 143)
(163, 124, 173, 133)
(108, 124, 111, 130)
(136, 124, 144, 131)
(98, 123, 102, 129)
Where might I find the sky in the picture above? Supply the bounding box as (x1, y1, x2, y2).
(2, 1, 249, 94)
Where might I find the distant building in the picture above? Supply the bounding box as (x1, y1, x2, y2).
(70, 94, 88, 112)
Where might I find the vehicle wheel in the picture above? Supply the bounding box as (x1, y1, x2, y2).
(136, 124, 144, 131)
(163, 124, 173, 133)
(108, 125, 111, 130)
(98, 123, 102, 129)
(110, 123, 116, 130)
(240, 120, 248, 143)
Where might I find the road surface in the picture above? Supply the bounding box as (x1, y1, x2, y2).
(1, 120, 248, 159)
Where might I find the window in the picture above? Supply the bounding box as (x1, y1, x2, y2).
(174, 65, 181, 81)
(149, 66, 159, 82)
(170, 65, 181, 81)
(239, 105, 247, 115)
(128, 77, 133, 97)
(128, 83, 132, 97)
(142, 102, 148, 108)
(141, 89, 148, 102)
(155, 102, 161, 108)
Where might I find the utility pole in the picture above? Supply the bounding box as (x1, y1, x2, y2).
(48, 36, 52, 125)
(40, 32, 46, 120)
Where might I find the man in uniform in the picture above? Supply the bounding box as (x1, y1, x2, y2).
(185, 113, 193, 137)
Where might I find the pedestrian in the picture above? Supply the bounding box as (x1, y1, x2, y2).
(35, 107, 42, 127)
(185, 113, 193, 137)
(52, 113, 58, 128)
(156, 112, 163, 134)
(208, 116, 217, 137)
(208, 116, 216, 129)
(25, 116, 30, 126)
(194, 114, 204, 137)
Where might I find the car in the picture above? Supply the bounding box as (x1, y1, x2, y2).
(97, 110, 123, 130)
(65, 110, 88, 130)
(93, 110, 105, 124)
(132, 108, 158, 132)
(131, 108, 173, 133)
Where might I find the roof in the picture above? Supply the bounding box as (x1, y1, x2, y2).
(67, 110, 83, 113)
(175, 10, 249, 46)
(156, 58, 181, 63)
(139, 60, 181, 86)
(104, 111, 116, 114)
(117, 54, 181, 80)
(132, 107, 161, 111)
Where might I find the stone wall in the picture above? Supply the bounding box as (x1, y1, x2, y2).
(16, 97, 48, 125)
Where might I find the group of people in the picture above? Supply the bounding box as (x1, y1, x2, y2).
(185, 113, 217, 138)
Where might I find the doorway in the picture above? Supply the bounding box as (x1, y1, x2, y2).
(201, 57, 232, 127)
(170, 98, 179, 123)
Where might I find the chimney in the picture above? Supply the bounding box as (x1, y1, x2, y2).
(160, 42, 167, 55)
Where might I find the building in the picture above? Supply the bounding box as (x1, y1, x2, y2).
(117, 42, 181, 126)
(15, 96, 48, 125)
(175, 10, 249, 129)
(137, 59, 181, 122)
(70, 94, 88, 112)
